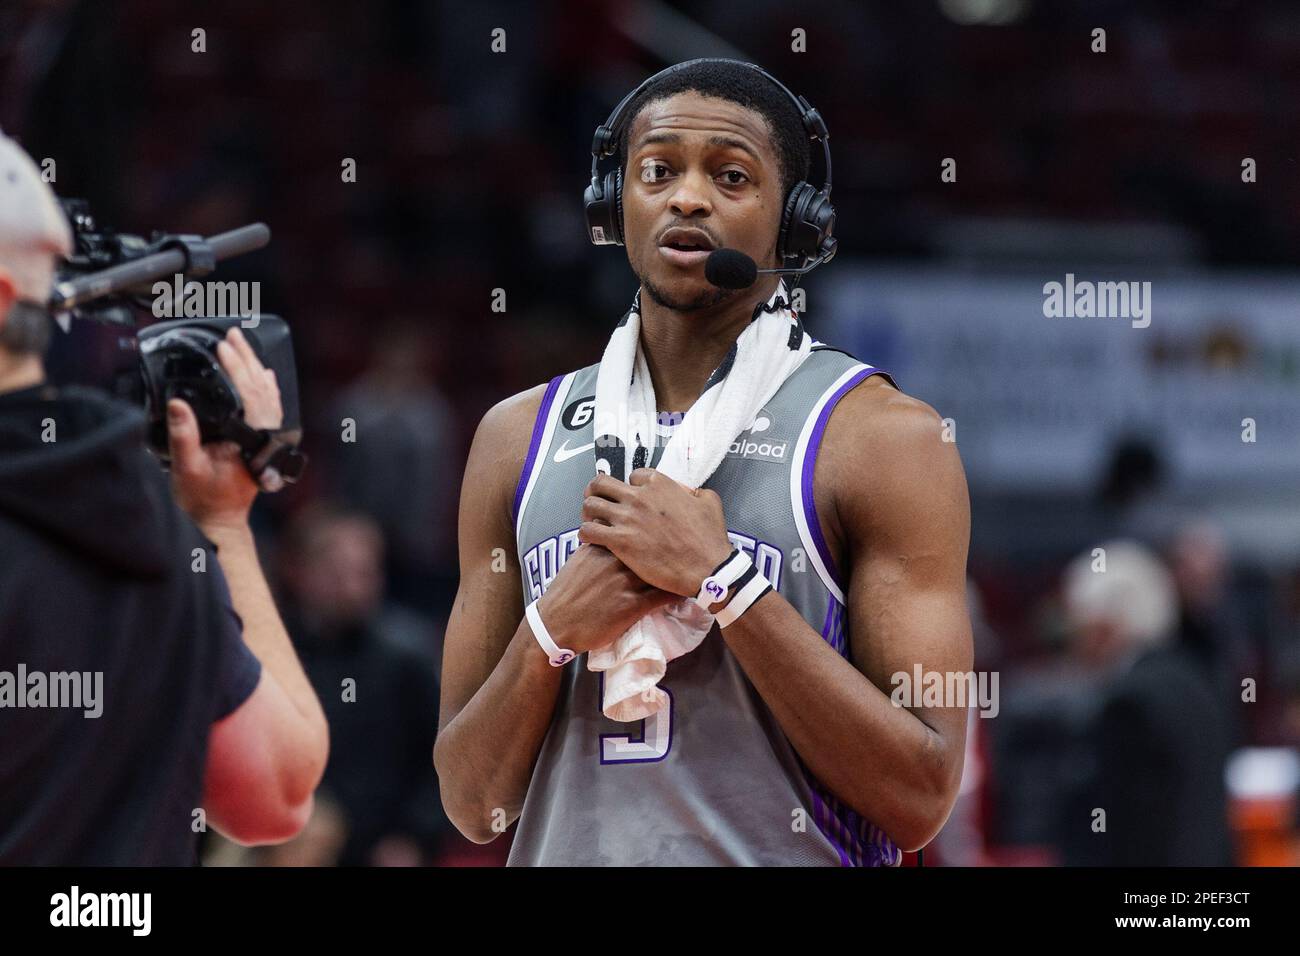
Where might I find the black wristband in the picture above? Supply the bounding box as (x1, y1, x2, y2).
(720, 564, 760, 608)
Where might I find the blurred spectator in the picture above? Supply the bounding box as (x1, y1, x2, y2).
(1167, 519, 1254, 745)
(1093, 435, 1174, 550)
(323, 320, 458, 618)
(276, 504, 450, 865)
(984, 627, 1100, 863)
(1059, 540, 1233, 865)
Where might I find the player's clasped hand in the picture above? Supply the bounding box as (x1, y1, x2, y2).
(579, 468, 734, 597)
(535, 541, 680, 656)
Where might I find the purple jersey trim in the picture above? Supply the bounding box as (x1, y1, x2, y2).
(821, 597, 848, 657)
(799, 367, 893, 593)
(512, 374, 565, 523)
(798, 594, 902, 866)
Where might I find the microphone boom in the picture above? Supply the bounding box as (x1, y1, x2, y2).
(703, 242, 838, 289)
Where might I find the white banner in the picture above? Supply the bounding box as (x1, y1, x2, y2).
(817, 266, 1300, 495)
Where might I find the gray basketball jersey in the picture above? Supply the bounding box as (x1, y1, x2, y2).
(507, 319, 901, 866)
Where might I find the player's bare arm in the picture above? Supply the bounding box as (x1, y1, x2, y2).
(434, 385, 678, 842)
(579, 375, 973, 851)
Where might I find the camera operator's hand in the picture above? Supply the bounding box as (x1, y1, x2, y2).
(167, 327, 282, 532)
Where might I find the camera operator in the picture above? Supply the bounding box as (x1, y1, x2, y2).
(0, 132, 329, 864)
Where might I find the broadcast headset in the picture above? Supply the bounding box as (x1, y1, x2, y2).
(583, 57, 838, 278)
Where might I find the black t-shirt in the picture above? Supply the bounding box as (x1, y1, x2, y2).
(0, 382, 262, 864)
(210, 566, 263, 722)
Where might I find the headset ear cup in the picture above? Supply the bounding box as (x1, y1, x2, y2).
(805, 189, 836, 258)
(585, 167, 623, 246)
(585, 169, 618, 245)
(781, 184, 836, 263)
(821, 200, 836, 257)
(779, 183, 814, 262)
(613, 166, 625, 245)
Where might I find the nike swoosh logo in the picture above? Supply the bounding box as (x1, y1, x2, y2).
(553, 440, 595, 463)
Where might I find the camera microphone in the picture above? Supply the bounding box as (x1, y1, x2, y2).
(703, 241, 838, 290)
(49, 223, 271, 311)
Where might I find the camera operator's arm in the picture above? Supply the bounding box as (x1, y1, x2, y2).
(170, 327, 329, 845)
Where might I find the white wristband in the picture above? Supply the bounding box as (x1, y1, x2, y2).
(695, 548, 752, 609)
(714, 569, 772, 628)
(525, 599, 575, 667)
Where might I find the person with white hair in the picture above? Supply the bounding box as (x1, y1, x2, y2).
(1059, 539, 1233, 865)
(1062, 539, 1179, 670)
(0, 131, 71, 378)
(0, 132, 329, 864)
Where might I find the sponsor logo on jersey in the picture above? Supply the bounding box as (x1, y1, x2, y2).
(726, 408, 788, 463)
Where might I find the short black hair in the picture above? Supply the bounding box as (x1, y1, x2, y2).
(616, 60, 812, 200)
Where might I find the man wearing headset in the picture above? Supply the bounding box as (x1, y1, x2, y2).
(435, 60, 972, 865)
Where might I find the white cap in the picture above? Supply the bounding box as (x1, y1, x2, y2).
(0, 131, 72, 304)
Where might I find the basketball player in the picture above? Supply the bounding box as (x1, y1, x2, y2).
(435, 60, 972, 865)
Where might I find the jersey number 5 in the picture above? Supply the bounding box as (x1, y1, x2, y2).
(599, 680, 674, 764)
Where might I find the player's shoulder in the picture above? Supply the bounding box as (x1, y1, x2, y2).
(838, 375, 945, 452)
(474, 382, 550, 453)
(463, 381, 558, 527)
(813, 349, 967, 532)
(800, 341, 929, 433)
(809, 344, 951, 471)
(474, 361, 597, 450)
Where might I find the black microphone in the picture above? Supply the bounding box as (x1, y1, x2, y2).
(703, 241, 838, 290)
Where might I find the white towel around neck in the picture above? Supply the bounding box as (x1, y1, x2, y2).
(586, 279, 812, 721)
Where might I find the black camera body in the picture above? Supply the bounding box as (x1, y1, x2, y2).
(54, 200, 306, 489)
(134, 316, 305, 484)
